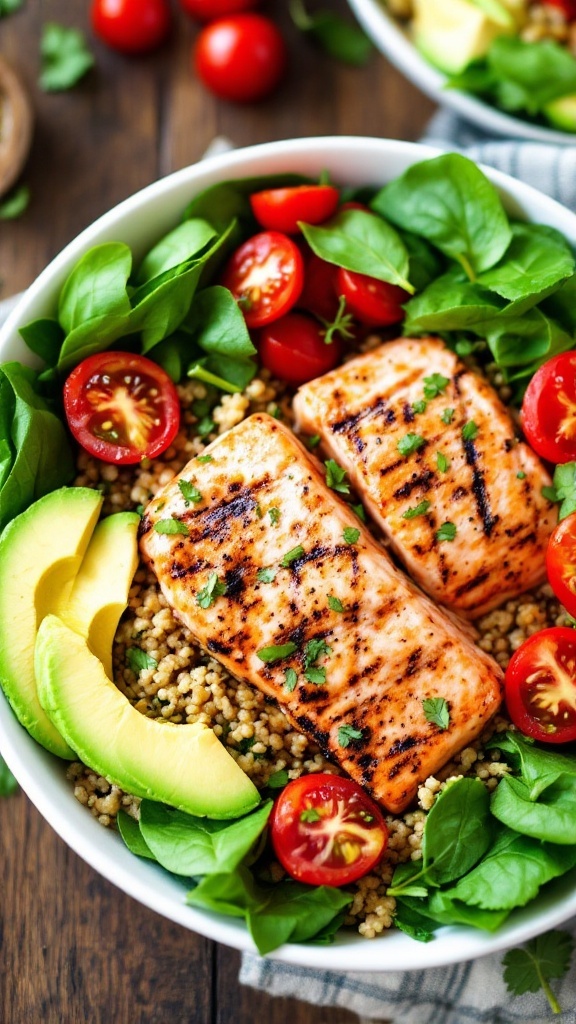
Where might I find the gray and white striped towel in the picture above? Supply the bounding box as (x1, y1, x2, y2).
(240, 114, 576, 1024)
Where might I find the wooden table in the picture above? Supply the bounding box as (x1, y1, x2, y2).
(0, 3, 435, 1020)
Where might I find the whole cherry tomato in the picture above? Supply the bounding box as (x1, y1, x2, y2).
(546, 512, 576, 618)
(542, 0, 576, 20)
(63, 352, 180, 465)
(505, 626, 576, 744)
(250, 185, 341, 234)
(193, 14, 287, 103)
(335, 267, 409, 327)
(298, 252, 341, 322)
(521, 351, 576, 464)
(180, 0, 259, 20)
(91, 0, 172, 55)
(258, 312, 343, 385)
(221, 231, 304, 328)
(270, 773, 388, 886)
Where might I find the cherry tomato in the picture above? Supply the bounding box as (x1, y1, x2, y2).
(250, 185, 340, 235)
(91, 0, 171, 55)
(258, 312, 343, 385)
(335, 267, 409, 327)
(221, 231, 304, 329)
(270, 774, 388, 887)
(542, 0, 576, 19)
(180, 0, 259, 21)
(521, 352, 576, 464)
(546, 513, 576, 618)
(63, 352, 180, 465)
(505, 626, 576, 744)
(193, 14, 287, 103)
(298, 253, 341, 322)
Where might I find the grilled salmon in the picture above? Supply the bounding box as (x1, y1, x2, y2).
(293, 338, 556, 619)
(139, 413, 503, 813)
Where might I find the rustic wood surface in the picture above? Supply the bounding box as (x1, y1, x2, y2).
(0, 2, 435, 1021)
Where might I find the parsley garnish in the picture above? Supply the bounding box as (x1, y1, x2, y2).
(436, 452, 450, 472)
(412, 399, 427, 415)
(267, 769, 289, 789)
(397, 433, 425, 457)
(154, 518, 189, 536)
(422, 697, 450, 730)
(126, 647, 158, 674)
(517, 470, 526, 480)
(502, 930, 574, 1016)
(543, 463, 576, 521)
(284, 668, 298, 692)
(270, 404, 283, 420)
(351, 502, 367, 522)
(328, 595, 345, 612)
(255, 503, 264, 519)
(325, 458, 350, 494)
(280, 544, 305, 567)
(402, 500, 431, 520)
(197, 454, 213, 463)
(462, 420, 479, 441)
(338, 724, 364, 747)
(305, 666, 326, 684)
(343, 526, 360, 545)
(441, 408, 455, 424)
(257, 567, 277, 584)
(178, 480, 202, 506)
(303, 638, 332, 685)
(307, 434, 321, 449)
(436, 522, 457, 542)
(423, 373, 450, 399)
(257, 642, 298, 663)
(269, 507, 281, 526)
(196, 572, 227, 609)
(300, 807, 321, 823)
(196, 416, 215, 438)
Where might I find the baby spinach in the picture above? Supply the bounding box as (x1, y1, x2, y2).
(300, 209, 414, 293)
(117, 810, 156, 861)
(402, 268, 503, 334)
(0, 752, 18, 796)
(183, 285, 257, 391)
(289, 0, 373, 67)
(182, 173, 309, 234)
(491, 774, 576, 845)
(478, 309, 573, 379)
(475, 223, 575, 305)
(421, 777, 493, 886)
(135, 219, 217, 284)
(372, 153, 512, 280)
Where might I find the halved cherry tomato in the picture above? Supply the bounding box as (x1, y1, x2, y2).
(505, 626, 576, 744)
(521, 351, 576, 464)
(542, 0, 576, 19)
(298, 252, 341, 322)
(270, 774, 388, 887)
(180, 0, 259, 21)
(91, 0, 172, 55)
(193, 14, 287, 103)
(63, 352, 180, 465)
(221, 231, 304, 328)
(335, 267, 409, 327)
(547, 513, 576, 618)
(250, 185, 340, 234)
(258, 312, 342, 385)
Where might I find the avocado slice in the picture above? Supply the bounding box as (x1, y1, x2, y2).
(544, 93, 576, 132)
(0, 487, 103, 758)
(412, 0, 519, 76)
(57, 511, 140, 678)
(35, 615, 261, 819)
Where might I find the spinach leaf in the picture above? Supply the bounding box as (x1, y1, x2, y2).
(0, 752, 18, 796)
(136, 219, 217, 284)
(476, 223, 574, 303)
(0, 185, 30, 220)
(138, 799, 272, 876)
(19, 319, 65, 366)
(421, 777, 493, 886)
(131, 254, 209, 352)
(289, 0, 373, 67)
(117, 810, 156, 861)
(489, 37, 576, 114)
(550, 462, 576, 522)
(426, 891, 509, 932)
(402, 268, 503, 334)
(392, 901, 435, 943)
(478, 308, 573, 378)
(185, 285, 257, 362)
(488, 730, 576, 800)
(301, 209, 414, 293)
(39, 23, 94, 92)
(543, 275, 576, 335)
(400, 230, 444, 293)
(0, 0, 24, 15)
(491, 775, 576, 844)
(371, 153, 512, 279)
(182, 174, 310, 234)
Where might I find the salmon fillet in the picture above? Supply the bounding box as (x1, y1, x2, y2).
(139, 413, 503, 813)
(293, 338, 556, 619)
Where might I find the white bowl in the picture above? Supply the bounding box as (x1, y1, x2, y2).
(1, 136, 576, 971)
(348, 0, 576, 145)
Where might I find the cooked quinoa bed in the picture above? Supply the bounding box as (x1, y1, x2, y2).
(68, 365, 568, 939)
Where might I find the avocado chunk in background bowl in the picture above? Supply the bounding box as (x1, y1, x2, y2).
(35, 615, 261, 819)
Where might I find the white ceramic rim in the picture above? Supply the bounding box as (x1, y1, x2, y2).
(1, 135, 576, 971)
(347, 0, 576, 145)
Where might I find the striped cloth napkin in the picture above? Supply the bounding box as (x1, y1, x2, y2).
(240, 114, 576, 1024)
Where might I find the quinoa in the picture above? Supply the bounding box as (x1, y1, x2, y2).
(67, 367, 567, 939)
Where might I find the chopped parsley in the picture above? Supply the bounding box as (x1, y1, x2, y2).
(284, 668, 298, 692)
(325, 458, 350, 494)
(153, 517, 189, 536)
(440, 407, 455, 425)
(269, 507, 281, 526)
(436, 452, 450, 473)
(402, 500, 431, 520)
(126, 647, 158, 674)
(328, 595, 345, 612)
(270, 404, 283, 420)
(517, 471, 526, 480)
(257, 642, 298, 663)
(280, 544, 305, 567)
(436, 521, 457, 542)
(338, 724, 364, 747)
(303, 638, 332, 685)
(256, 567, 277, 584)
(542, 485, 558, 503)
(462, 420, 479, 442)
(423, 373, 450, 399)
(306, 434, 321, 449)
(351, 502, 367, 522)
(197, 454, 213, 464)
(305, 665, 326, 684)
(255, 503, 264, 519)
(343, 526, 360, 545)
(422, 696, 450, 730)
(196, 572, 227, 609)
(135, 504, 145, 517)
(267, 769, 289, 789)
(300, 807, 321, 823)
(196, 416, 215, 437)
(178, 479, 202, 506)
(397, 432, 425, 457)
(412, 399, 427, 415)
